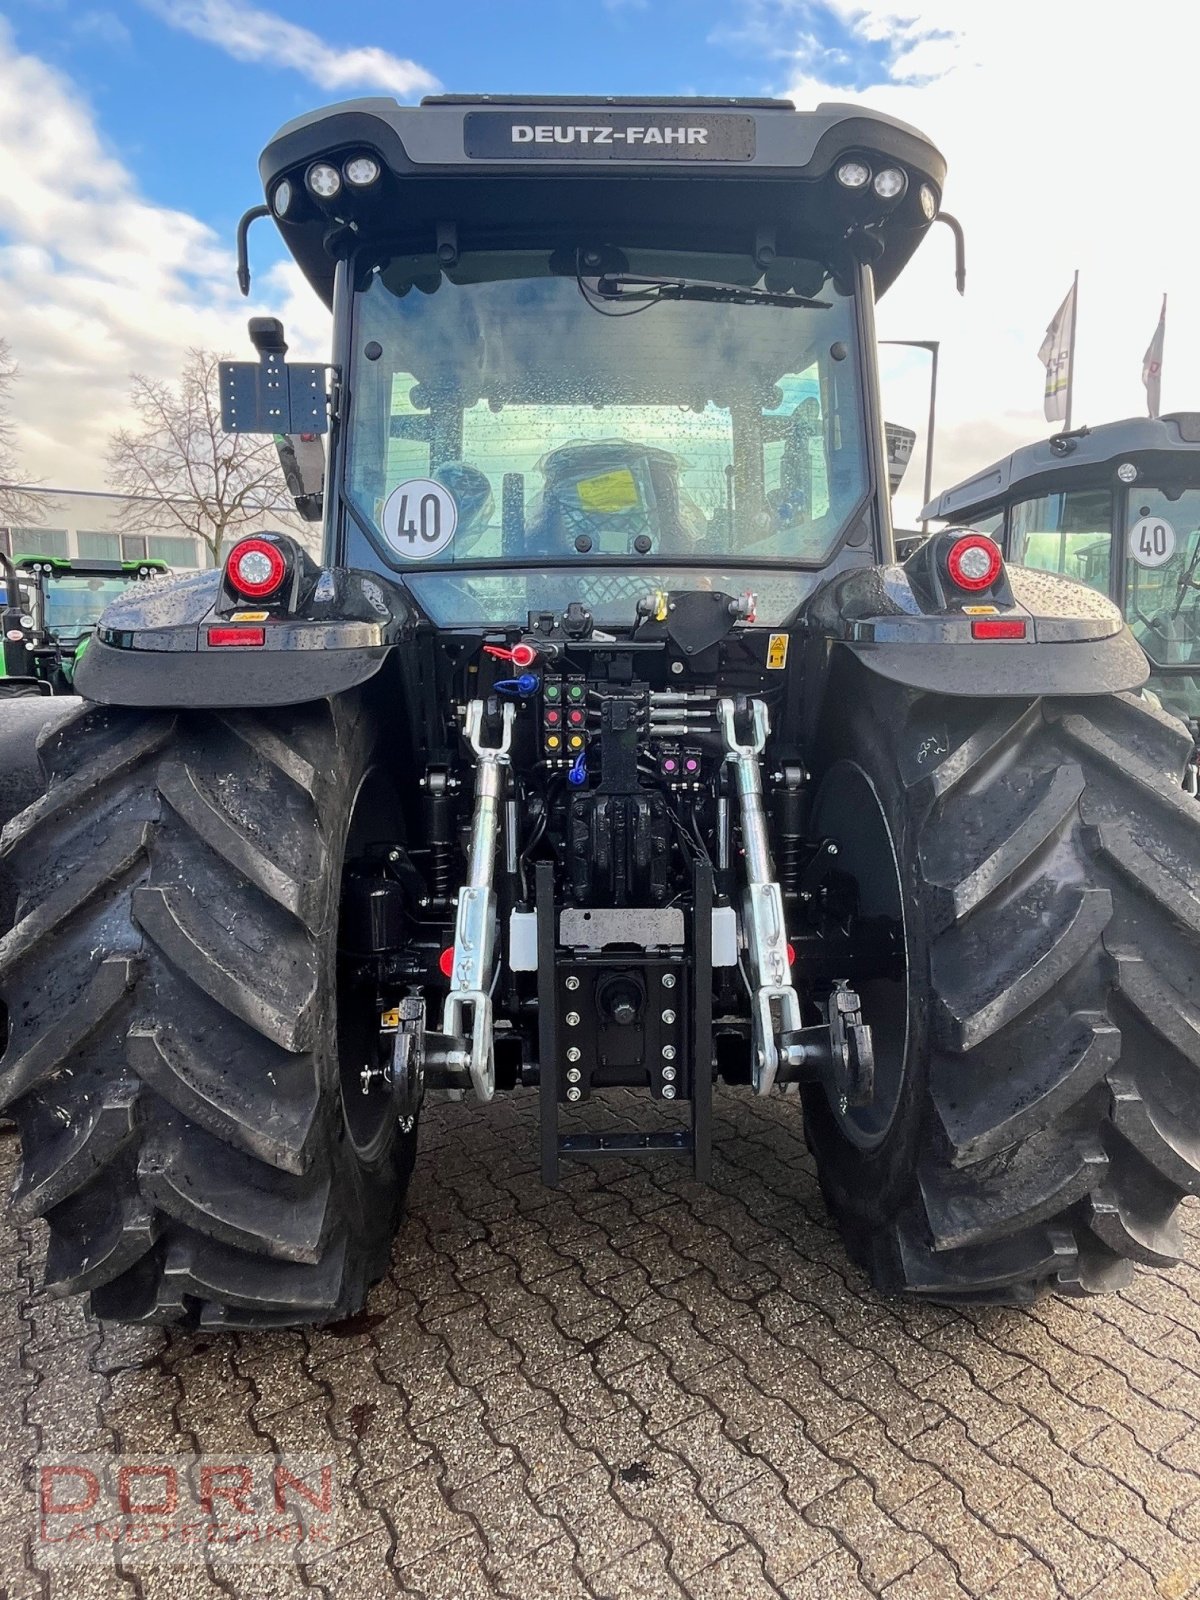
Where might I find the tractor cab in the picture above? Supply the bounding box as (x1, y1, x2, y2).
(921, 416, 1200, 745)
(224, 95, 951, 619)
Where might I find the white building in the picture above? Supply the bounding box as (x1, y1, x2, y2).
(0, 487, 316, 570)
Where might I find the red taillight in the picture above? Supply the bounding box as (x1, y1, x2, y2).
(971, 619, 1027, 640)
(786, 942, 796, 967)
(226, 538, 286, 599)
(946, 534, 1003, 592)
(438, 946, 455, 978)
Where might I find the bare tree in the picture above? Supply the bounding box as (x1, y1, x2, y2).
(108, 348, 303, 566)
(0, 339, 44, 527)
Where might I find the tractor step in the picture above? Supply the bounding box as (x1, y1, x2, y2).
(535, 858, 713, 1185)
(559, 1130, 694, 1156)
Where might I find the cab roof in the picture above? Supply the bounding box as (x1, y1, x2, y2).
(259, 94, 948, 306)
(922, 413, 1200, 524)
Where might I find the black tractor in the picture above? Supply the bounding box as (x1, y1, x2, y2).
(921, 414, 1200, 791)
(1, 96, 1196, 1329)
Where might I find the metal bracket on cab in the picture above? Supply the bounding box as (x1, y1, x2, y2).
(440, 699, 514, 1102)
(219, 354, 329, 434)
(718, 697, 803, 1095)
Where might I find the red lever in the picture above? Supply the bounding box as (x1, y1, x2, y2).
(484, 641, 539, 668)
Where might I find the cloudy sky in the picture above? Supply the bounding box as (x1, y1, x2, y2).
(0, 1, 1192, 526)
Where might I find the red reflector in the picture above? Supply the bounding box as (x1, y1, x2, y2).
(207, 626, 265, 647)
(786, 942, 796, 967)
(946, 533, 1003, 592)
(971, 619, 1027, 640)
(438, 946, 455, 978)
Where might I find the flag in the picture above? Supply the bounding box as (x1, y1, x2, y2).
(1142, 294, 1166, 419)
(1038, 281, 1076, 423)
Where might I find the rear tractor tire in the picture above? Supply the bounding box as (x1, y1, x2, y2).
(803, 662, 1200, 1303)
(0, 694, 417, 1328)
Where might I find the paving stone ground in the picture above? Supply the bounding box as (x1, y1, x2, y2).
(1, 1085, 1198, 1599)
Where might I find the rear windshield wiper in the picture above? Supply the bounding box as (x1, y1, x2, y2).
(591, 273, 830, 310)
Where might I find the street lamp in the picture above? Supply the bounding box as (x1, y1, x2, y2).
(880, 339, 940, 531)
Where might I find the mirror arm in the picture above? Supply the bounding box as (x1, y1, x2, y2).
(935, 212, 966, 295)
(236, 205, 271, 297)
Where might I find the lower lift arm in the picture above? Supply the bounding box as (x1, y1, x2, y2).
(440, 699, 513, 1102)
(718, 698, 803, 1095)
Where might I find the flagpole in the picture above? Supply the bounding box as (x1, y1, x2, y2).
(1064, 269, 1079, 430)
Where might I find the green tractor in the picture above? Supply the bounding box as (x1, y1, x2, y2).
(1, 555, 170, 695)
(0, 555, 169, 1047)
(0, 96, 1196, 1330)
(0, 554, 46, 698)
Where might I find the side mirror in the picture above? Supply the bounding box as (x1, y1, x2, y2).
(894, 531, 927, 562)
(884, 422, 916, 496)
(274, 433, 325, 522)
(249, 317, 288, 357)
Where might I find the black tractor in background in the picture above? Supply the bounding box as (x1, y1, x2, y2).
(922, 414, 1200, 792)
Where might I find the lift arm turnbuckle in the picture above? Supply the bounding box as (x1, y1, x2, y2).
(440, 699, 514, 1102)
(719, 697, 803, 1096)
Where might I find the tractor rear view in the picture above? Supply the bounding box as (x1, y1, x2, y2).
(0, 96, 1197, 1329)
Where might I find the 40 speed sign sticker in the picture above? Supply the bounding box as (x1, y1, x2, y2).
(383, 478, 458, 560)
(1128, 514, 1177, 569)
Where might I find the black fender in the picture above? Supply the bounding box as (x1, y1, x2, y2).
(800, 560, 1148, 728)
(74, 565, 414, 709)
(838, 630, 1147, 698)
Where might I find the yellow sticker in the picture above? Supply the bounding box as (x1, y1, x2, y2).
(963, 605, 999, 615)
(380, 1008, 400, 1029)
(766, 632, 789, 670)
(231, 610, 269, 622)
(576, 468, 639, 513)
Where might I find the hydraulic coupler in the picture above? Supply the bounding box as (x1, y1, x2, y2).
(440, 698, 513, 1102)
(718, 697, 803, 1095)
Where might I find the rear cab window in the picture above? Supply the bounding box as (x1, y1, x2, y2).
(1010, 489, 1113, 596)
